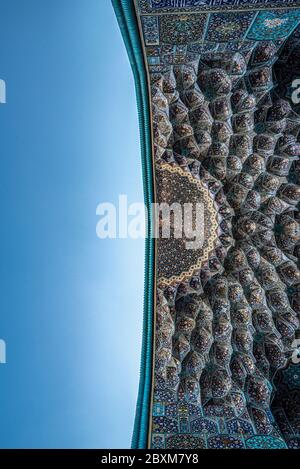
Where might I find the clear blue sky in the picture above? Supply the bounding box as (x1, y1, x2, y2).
(0, 0, 144, 448)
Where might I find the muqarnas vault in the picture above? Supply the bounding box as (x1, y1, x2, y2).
(113, 0, 300, 449)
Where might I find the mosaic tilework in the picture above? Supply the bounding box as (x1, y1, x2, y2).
(139, 0, 300, 14)
(208, 435, 245, 449)
(247, 9, 300, 39)
(271, 363, 300, 448)
(245, 435, 287, 448)
(141, 15, 159, 45)
(158, 14, 207, 44)
(131, 0, 300, 449)
(206, 11, 256, 42)
(156, 163, 219, 285)
(139, 11, 300, 59)
(140, 8, 300, 70)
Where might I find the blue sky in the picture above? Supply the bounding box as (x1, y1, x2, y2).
(0, 0, 144, 448)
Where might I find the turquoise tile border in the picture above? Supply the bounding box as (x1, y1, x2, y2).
(112, 0, 154, 450)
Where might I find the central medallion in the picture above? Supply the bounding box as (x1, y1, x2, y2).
(156, 163, 219, 286)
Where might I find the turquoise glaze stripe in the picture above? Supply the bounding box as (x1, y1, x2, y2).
(112, 0, 154, 449)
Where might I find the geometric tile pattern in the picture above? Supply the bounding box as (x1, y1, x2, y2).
(139, 0, 300, 14)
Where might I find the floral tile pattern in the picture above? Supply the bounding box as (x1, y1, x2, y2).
(206, 11, 256, 42)
(247, 10, 300, 40)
